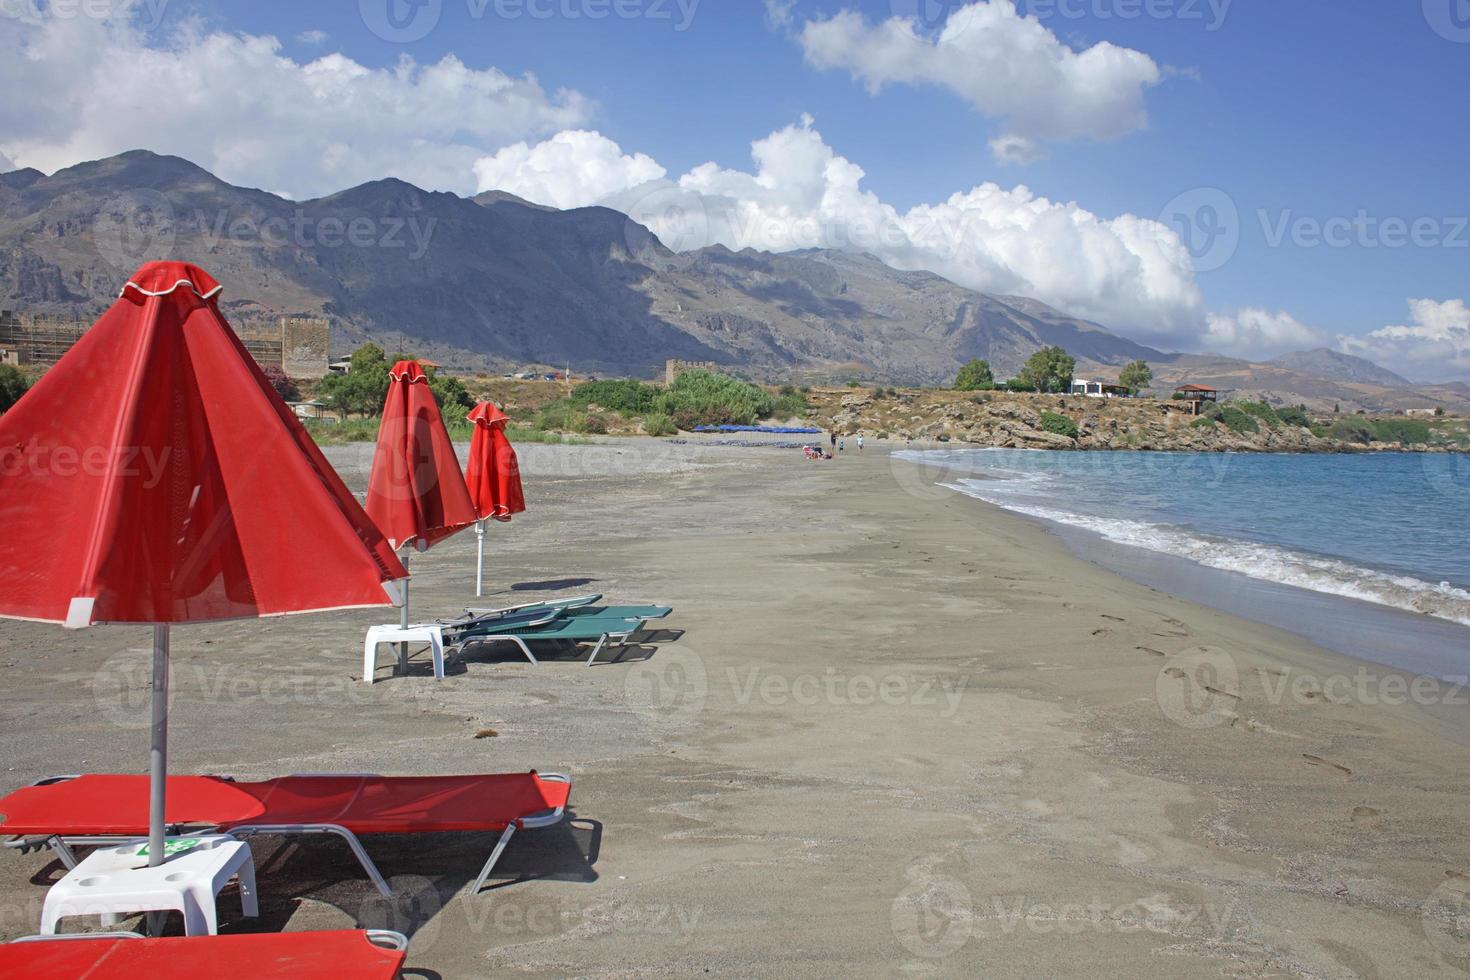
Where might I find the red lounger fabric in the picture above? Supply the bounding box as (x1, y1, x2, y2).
(0, 772, 570, 837)
(0, 930, 405, 979)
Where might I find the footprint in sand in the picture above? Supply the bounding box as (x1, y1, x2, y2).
(1136, 646, 1167, 657)
(1303, 754, 1352, 775)
(1091, 628, 1111, 636)
(1100, 614, 1125, 622)
(1351, 806, 1383, 827)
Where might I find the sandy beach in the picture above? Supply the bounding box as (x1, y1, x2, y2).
(1, 439, 1468, 977)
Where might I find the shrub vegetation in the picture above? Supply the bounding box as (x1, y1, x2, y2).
(1039, 411, 1080, 439)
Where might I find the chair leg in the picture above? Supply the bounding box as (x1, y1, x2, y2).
(472, 825, 516, 893)
(236, 857, 259, 917)
(362, 632, 379, 685)
(430, 631, 445, 680)
(586, 634, 609, 666)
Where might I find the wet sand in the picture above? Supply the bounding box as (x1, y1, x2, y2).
(1, 439, 1468, 977)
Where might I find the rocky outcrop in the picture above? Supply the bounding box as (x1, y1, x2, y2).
(809, 388, 1461, 454)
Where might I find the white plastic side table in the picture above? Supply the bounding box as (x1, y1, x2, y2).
(363, 624, 445, 683)
(40, 835, 258, 937)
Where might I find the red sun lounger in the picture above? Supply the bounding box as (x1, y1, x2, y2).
(0, 771, 571, 897)
(1, 929, 408, 979)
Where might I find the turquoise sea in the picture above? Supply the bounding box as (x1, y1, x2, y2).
(896, 449, 1470, 628)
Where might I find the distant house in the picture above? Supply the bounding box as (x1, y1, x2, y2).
(1405, 408, 1438, 417)
(326, 357, 353, 374)
(1174, 384, 1219, 402)
(286, 400, 333, 421)
(1070, 379, 1131, 398)
(1174, 384, 1219, 415)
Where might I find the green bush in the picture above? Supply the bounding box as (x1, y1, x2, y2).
(1235, 401, 1282, 428)
(1276, 404, 1311, 427)
(569, 379, 659, 414)
(0, 364, 29, 412)
(1216, 406, 1259, 434)
(575, 412, 608, 435)
(1370, 418, 1431, 444)
(1328, 419, 1374, 444)
(533, 401, 579, 432)
(1191, 416, 1217, 429)
(643, 412, 676, 436)
(653, 369, 776, 426)
(1002, 378, 1037, 393)
(1039, 411, 1079, 439)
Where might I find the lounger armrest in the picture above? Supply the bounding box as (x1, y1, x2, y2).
(517, 772, 572, 830)
(365, 930, 410, 952)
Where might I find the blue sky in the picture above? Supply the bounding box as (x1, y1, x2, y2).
(3, 0, 1467, 378)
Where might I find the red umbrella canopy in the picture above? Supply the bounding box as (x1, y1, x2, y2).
(465, 401, 526, 522)
(365, 361, 477, 551)
(0, 262, 408, 627)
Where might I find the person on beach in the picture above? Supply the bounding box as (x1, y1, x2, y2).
(838, 436, 845, 452)
(829, 431, 837, 451)
(857, 434, 864, 453)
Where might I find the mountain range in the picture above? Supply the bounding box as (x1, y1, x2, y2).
(1, 150, 1463, 414)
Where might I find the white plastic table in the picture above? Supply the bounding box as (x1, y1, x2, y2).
(363, 624, 446, 683)
(40, 835, 258, 937)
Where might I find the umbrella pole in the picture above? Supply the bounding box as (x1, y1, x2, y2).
(398, 550, 411, 674)
(476, 520, 486, 597)
(148, 623, 169, 867)
(145, 623, 169, 935)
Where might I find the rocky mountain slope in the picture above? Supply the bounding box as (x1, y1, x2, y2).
(0, 150, 1458, 415)
(0, 150, 1161, 382)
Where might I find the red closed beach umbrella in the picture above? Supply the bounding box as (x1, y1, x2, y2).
(465, 401, 526, 596)
(365, 361, 477, 640)
(0, 261, 407, 872)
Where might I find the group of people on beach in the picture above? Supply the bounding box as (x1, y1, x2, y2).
(806, 431, 863, 459)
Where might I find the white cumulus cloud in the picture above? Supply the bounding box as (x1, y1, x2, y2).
(501, 117, 1203, 339)
(0, 9, 592, 199)
(473, 131, 665, 210)
(797, 2, 1162, 163)
(1338, 299, 1470, 384)
(296, 29, 329, 46)
(0, 149, 14, 173)
(1202, 309, 1328, 360)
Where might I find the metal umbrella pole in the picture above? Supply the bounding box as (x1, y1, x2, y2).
(476, 520, 486, 597)
(398, 549, 411, 674)
(145, 623, 170, 935)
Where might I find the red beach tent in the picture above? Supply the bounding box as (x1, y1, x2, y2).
(464, 401, 526, 595)
(0, 261, 407, 868)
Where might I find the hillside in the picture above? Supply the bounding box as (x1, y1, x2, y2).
(0, 150, 1161, 382)
(0, 150, 1457, 415)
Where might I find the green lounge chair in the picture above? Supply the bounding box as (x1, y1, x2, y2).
(562, 604, 673, 621)
(453, 611, 660, 666)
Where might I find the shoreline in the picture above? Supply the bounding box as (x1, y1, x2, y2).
(1, 439, 1467, 974)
